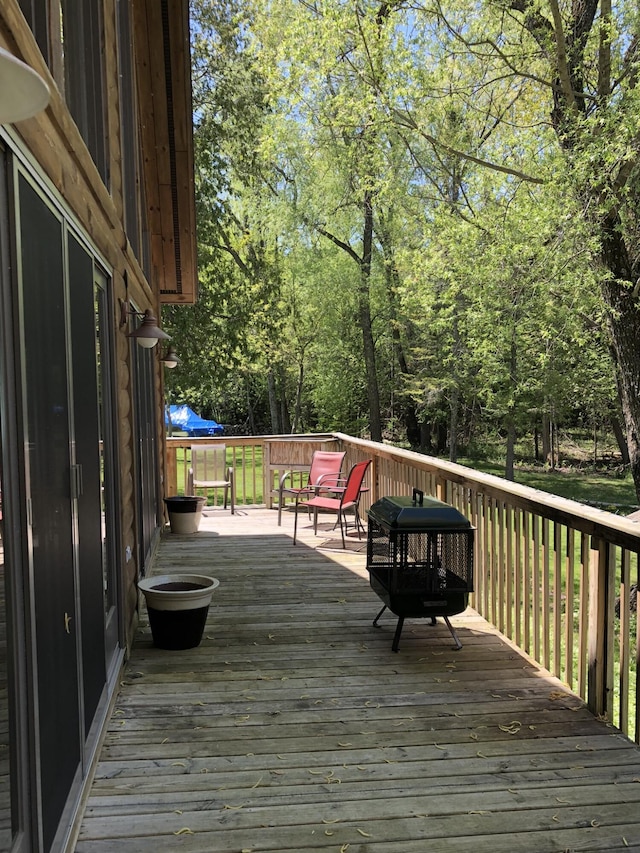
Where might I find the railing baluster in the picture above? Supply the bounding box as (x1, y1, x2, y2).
(588, 538, 614, 719)
(523, 511, 531, 655)
(506, 504, 514, 638)
(619, 548, 631, 735)
(565, 528, 575, 688)
(553, 522, 562, 679)
(496, 501, 505, 633)
(482, 494, 491, 619)
(490, 498, 498, 628)
(533, 516, 541, 663)
(578, 533, 589, 701)
(635, 556, 640, 742)
(541, 518, 551, 671)
(514, 508, 523, 649)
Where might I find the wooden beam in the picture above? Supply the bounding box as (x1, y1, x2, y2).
(132, 0, 197, 304)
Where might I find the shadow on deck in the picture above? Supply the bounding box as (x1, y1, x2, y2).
(74, 508, 640, 852)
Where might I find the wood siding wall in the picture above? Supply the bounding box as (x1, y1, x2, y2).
(0, 0, 196, 648)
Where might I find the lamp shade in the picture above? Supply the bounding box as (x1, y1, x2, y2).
(0, 47, 50, 123)
(161, 345, 180, 368)
(128, 310, 171, 348)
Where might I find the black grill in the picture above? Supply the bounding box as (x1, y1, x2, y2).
(366, 489, 474, 651)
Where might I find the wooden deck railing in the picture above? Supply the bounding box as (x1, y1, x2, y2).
(165, 432, 640, 741)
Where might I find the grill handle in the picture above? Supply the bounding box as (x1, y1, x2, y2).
(412, 488, 424, 506)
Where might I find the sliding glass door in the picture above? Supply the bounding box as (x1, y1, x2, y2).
(19, 175, 80, 851)
(16, 169, 121, 851)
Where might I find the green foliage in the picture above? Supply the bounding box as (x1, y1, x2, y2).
(178, 0, 636, 491)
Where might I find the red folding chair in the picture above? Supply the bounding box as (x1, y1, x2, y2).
(293, 459, 371, 548)
(278, 449, 345, 525)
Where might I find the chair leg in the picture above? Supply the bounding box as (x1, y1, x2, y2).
(278, 486, 283, 526)
(293, 501, 299, 544)
(338, 509, 346, 548)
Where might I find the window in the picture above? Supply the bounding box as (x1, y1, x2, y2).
(17, 0, 50, 66)
(61, 0, 108, 183)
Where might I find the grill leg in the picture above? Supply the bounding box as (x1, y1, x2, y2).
(443, 616, 462, 650)
(392, 616, 405, 653)
(372, 604, 387, 627)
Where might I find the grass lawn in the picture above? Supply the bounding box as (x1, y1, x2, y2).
(460, 457, 638, 514)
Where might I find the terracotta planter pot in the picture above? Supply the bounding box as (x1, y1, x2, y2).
(164, 495, 206, 534)
(138, 574, 220, 649)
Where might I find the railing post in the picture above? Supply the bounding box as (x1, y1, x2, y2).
(263, 440, 272, 509)
(587, 537, 614, 720)
(370, 455, 378, 504)
(165, 443, 177, 496)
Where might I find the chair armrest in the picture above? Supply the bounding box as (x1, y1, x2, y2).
(328, 476, 347, 487)
(314, 471, 343, 487)
(278, 469, 294, 489)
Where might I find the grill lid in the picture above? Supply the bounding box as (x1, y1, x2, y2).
(368, 489, 472, 531)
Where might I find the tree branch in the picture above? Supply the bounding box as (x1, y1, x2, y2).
(547, 0, 579, 113)
(315, 224, 363, 265)
(392, 107, 545, 184)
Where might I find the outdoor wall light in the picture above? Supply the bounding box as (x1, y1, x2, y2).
(0, 46, 50, 123)
(119, 299, 171, 349)
(160, 345, 180, 368)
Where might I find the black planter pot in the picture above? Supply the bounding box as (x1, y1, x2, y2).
(137, 574, 220, 649)
(164, 495, 206, 534)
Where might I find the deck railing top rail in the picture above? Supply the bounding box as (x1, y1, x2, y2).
(331, 433, 640, 550)
(166, 431, 640, 545)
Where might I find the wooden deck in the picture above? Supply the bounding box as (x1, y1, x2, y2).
(74, 508, 640, 852)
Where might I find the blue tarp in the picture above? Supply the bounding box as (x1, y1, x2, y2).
(166, 405, 223, 436)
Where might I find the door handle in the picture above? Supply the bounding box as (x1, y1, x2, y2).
(70, 464, 83, 499)
(64, 612, 72, 634)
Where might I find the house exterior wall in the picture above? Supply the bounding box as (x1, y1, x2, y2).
(0, 2, 196, 851)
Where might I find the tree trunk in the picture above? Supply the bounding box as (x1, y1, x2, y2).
(448, 385, 459, 463)
(516, 0, 640, 498)
(611, 413, 631, 466)
(360, 189, 382, 442)
(403, 404, 421, 449)
(278, 366, 291, 433)
(448, 293, 464, 464)
(601, 274, 640, 496)
(420, 421, 433, 454)
(267, 369, 280, 433)
(291, 359, 304, 433)
(504, 336, 517, 479)
(379, 231, 421, 450)
(505, 421, 516, 480)
(245, 377, 256, 435)
(541, 412, 552, 467)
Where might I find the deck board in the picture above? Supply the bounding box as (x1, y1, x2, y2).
(74, 508, 640, 852)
